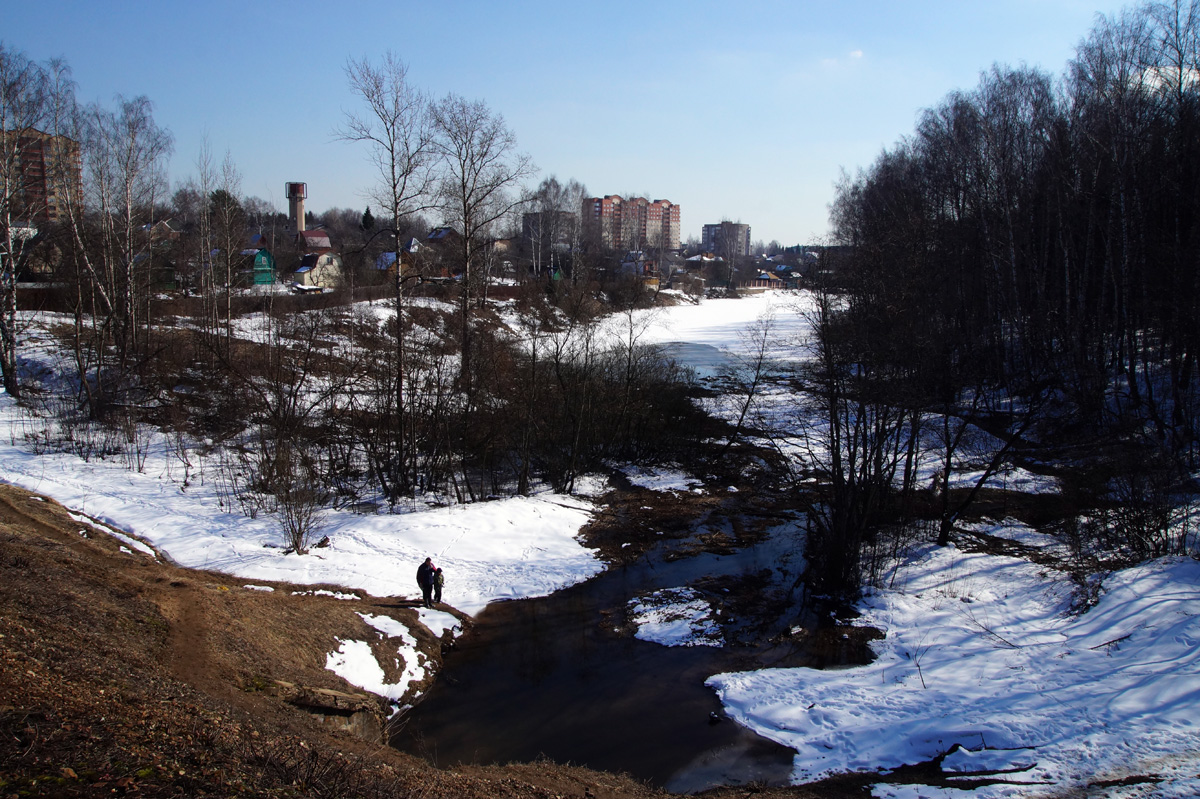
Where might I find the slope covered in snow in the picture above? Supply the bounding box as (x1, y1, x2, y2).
(708, 522, 1200, 796)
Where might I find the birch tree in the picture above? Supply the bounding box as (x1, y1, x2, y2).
(0, 45, 71, 398)
(430, 93, 534, 390)
(338, 52, 435, 498)
(61, 95, 172, 417)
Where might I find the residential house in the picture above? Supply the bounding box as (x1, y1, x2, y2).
(291, 252, 343, 291)
(701, 222, 752, 257)
(421, 227, 464, 282)
(291, 226, 341, 290)
(141, 219, 182, 242)
(239, 243, 277, 286)
(297, 229, 332, 252)
(745, 271, 784, 290)
(374, 237, 422, 282)
(620, 250, 662, 287)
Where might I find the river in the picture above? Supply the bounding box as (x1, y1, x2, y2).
(392, 500, 815, 792)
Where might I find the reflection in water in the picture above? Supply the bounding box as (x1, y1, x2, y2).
(392, 515, 810, 791)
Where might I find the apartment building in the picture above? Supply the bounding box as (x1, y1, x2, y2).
(701, 222, 752, 258)
(2, 129, 82, 223)
(582, 195, 680, 251)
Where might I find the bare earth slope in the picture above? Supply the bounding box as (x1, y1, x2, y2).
(0, 483, 858, 798)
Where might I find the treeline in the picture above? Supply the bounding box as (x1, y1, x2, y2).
(803, 1, 1200, 597)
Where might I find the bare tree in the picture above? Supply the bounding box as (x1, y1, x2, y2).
(338, 52, 436, 498)
(339, 53, 435, 232)
(430, 93, 535, 388)
(0, 45, 73, 397)
(60, 94, 173, 417)
(528, 175, 586, 279)
(717, 310, 778, 456)
(181, 149, 245, 353)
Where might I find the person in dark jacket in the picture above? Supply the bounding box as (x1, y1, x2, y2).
(416, 557, 436, 608)
(433, 567, 444, 604)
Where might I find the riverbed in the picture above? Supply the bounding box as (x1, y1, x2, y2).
(392, 503, 815, 792)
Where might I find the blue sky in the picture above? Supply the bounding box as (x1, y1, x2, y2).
(5, 0, 1124, 245)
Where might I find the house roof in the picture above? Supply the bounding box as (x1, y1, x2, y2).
(141, 219, 180, 233)
(298, 230, 331, 249)
(376, 239, 422, 270)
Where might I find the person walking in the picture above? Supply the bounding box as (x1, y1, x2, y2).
(416, 557, 436, 608)
(433, 567, 444, 604)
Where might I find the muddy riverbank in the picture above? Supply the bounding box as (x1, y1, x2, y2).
(392, 486, 839, 792)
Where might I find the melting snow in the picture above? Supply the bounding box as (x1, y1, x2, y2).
(629, 587, 723, 648)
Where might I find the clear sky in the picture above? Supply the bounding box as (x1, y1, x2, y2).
(5, 0, 1125, 246)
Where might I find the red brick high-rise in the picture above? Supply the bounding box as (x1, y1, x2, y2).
(582, 195, 680, 251)
(2, 129, 82, 223)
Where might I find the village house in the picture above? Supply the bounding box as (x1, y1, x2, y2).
(374, 237, 422, 283)
(240, 233, 277, 286)
(290, 227, 343, 290)
(292, 252, 344, 291)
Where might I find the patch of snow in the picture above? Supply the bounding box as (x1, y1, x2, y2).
(325, 639, 410, 703)
(416, 607, 462, 639)
(571, 473, 610, 497)
(326, 612, 436, 710)
(629, 587, 722, 648)
(621, 463, 702, 493)
(67, 511, 157, 557)
(940, 745, 1036, 773)
(358, 612, 414, 643)
(243, 584, 274, 592)
(0, 378, 601, 616)
(292, 589, 359, 600)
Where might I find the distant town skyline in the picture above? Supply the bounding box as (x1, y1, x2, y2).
(3, 0, 1125, 245)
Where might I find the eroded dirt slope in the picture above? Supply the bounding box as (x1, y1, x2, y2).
(0, 482, 859, 798)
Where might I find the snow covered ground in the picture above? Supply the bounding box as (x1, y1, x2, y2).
(325, 608, 463, 716)
(0, 292, 804, 620)
(0, 402, 602, 617)
(3, 291, 1198, 795)
(708, 521, 1200, 796)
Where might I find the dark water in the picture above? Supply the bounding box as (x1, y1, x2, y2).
(392, 515, 812, 793)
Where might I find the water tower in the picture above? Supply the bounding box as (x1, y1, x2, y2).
(285, 182, 307, 231)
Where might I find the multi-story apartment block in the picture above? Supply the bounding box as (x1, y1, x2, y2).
(582, 195, 680, 251)
(2, 129, 82, 223)
(701, 222, 752, 258)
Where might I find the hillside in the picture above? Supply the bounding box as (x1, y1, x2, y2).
(0, 481, 874, 799)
